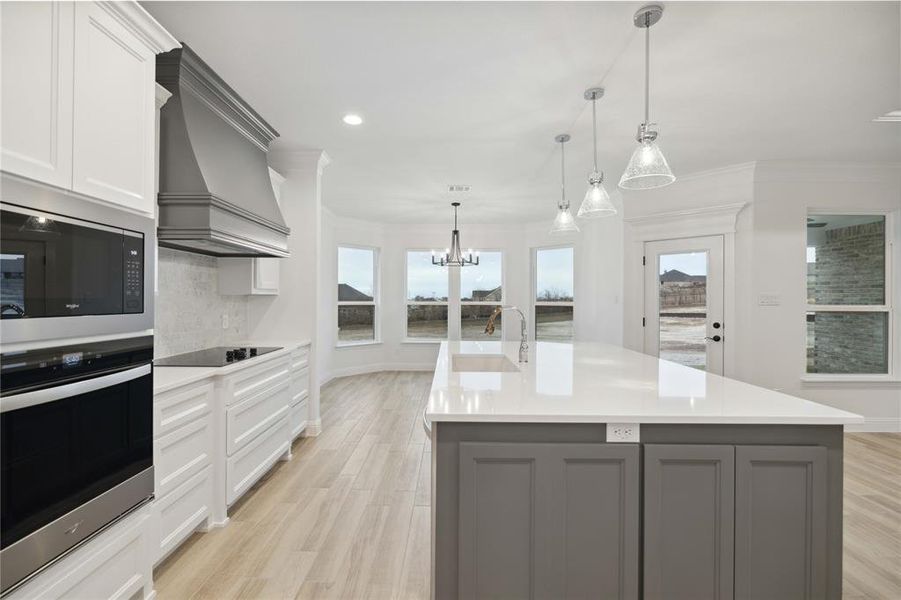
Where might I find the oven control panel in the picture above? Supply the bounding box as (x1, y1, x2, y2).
(123, 235, 144, 314)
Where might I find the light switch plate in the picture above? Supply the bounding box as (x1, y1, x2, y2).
(606, 423, 640, 443)
(758, 293, 781, 306)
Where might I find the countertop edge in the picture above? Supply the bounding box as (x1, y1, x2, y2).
(153, 340, 309, 394)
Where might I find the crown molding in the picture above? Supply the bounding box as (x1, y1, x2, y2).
(754, 161, 901, 183)
(269, 149, 331, 175)
(98, 2, 178, 54)
(154, 83, 172, 110)
(624, 202, 748, 241)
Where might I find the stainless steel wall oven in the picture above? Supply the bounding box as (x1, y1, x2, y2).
(0, 335, 154, 593)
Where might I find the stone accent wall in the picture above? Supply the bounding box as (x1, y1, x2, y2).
(809, 220, 887, 373)
(154, 248, 250, 358)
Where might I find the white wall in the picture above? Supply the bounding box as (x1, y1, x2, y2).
(623, 161, 901, 432)
(318, 203, 624, 384)
(248, 150, 329, 433)
(748, 162, 901, 431)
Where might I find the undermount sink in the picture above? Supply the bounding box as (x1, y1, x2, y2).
(452, 353, 520, 373)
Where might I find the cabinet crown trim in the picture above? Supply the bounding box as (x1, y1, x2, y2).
(97, 2, 178, 54)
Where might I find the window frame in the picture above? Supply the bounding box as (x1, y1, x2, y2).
(336, 244, 380, 347)
(532, 244, 575, 342)
(802, 209, 897, 381)
(404, 248, 449, 343)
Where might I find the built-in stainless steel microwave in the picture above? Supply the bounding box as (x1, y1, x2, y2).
(0, 183, 155, 345)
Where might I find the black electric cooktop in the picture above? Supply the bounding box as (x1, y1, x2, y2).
(155, 346, 282, 367)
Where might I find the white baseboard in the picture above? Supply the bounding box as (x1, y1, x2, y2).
(845, 417, 901, 433)
(323, 362, 435, 384)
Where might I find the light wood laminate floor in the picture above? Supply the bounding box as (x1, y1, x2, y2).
(154, 371, 901, 599)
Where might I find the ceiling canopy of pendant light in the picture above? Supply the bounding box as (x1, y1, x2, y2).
(578, 88, 617, 218)
(432, 202, 479, 267)
(619, 4, 676, 190)
(550, 133, 580, 236)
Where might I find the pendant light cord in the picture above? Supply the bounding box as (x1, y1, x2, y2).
(560, 140, 566, 209)
(591, 97, 599, 173)
(644, 13, 650, 126)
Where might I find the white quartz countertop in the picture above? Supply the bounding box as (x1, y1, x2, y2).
(153, 339, 309, 394)
(425, 341, 864, 425)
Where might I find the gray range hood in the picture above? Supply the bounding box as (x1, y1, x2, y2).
(156, 45, 289, 257)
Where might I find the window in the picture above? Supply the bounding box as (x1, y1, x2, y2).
(337, 246, 377, 344)
(461, 251, 503, 340)
(806, 214, 891, 374)
(406, 251, 448, 339)
(534, 246, 574, 341)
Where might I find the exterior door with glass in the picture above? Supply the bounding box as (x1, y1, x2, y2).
(644, 236, 725, 374)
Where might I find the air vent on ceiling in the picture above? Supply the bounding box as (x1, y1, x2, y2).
(447, 184, 471, 193)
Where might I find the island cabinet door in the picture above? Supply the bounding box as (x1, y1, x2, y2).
(644, 444, 735, 600)
(458, 442, 639, 600)
(734, 445, 827, 600)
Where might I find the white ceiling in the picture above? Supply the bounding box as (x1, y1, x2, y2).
(143, 1, 901, 224)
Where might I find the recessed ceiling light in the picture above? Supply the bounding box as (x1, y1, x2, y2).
(343, 113, 363, 126)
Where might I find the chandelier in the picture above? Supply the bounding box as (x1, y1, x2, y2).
(433, 202, 479, 267)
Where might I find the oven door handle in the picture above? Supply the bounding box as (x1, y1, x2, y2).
(0, 364, 151, 413)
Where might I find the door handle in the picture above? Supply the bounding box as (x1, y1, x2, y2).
(705, 335, 722, 342)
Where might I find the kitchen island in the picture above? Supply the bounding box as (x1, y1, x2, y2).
(425, 341, 863, 600)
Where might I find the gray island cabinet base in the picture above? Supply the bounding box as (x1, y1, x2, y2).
(433, 422, 842, 600)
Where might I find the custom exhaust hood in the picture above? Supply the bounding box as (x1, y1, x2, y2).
(156, 44, 289, 257)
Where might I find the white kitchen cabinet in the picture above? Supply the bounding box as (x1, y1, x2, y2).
(5, 505, 153, 600)
(0, 1, 177, 216)
(226, 418, 291, 505)
(289, 345, 311, 439)
(219, 256, 281, 295)
(0, 1, 74, 188)
(152, 465, 212, 565)
(71, 2, 158, 214)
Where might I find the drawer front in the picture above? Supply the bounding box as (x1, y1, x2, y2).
(6, 508, 149, 600)
(154, 380, 213, 438)
(226, 378, 290, 455)
(226, 419, 290, 505)
(153, 465, 212, 564)
(290, 348, 309, 373)
(229, 357, 291, 406)
(290, 398, 309, 439)
(291, 366, 309, 405)
(155, 415, 212, 499)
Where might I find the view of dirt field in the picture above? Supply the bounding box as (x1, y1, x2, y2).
(658, 305, 706, 369)
(337, 312, 574, 343)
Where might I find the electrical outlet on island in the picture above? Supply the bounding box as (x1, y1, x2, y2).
(606, 423, 640, 443)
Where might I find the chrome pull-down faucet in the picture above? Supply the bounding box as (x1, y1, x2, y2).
(485, 305, 529, 363)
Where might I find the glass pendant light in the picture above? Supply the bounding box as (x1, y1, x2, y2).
(432, 202, 479, 266)
(578, 88, 617, 218)
(550, 134, 580, 235)
(620, 4, 675, 190)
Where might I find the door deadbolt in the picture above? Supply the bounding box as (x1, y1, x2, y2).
(712, 322, 721, 329)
